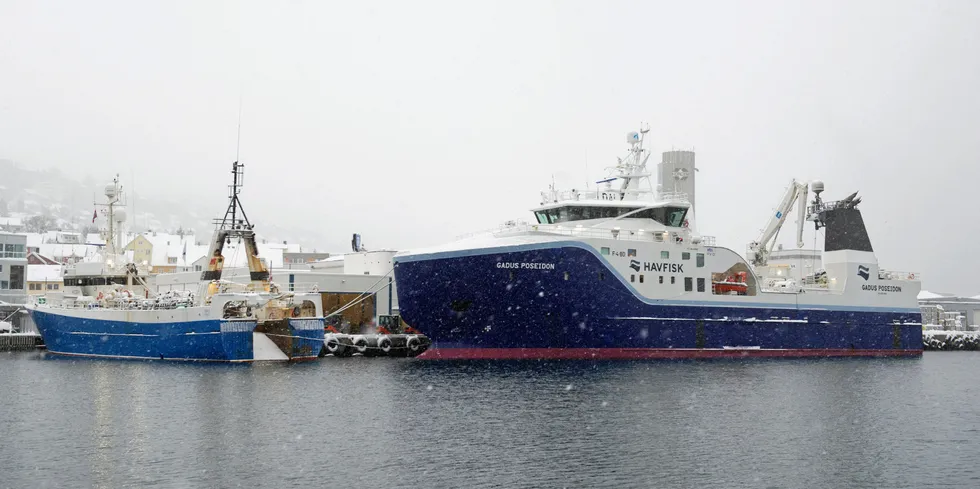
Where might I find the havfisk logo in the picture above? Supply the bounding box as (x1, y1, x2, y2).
(629, 259, 641, 272)
(857, 265, 870, 281)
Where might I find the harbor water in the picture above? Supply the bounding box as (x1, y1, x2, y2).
(2, 352, 978, 488)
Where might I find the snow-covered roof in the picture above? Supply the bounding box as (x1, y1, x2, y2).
(24, 233, 43, 247)
(27, 264, 63, 282)
(918, 290, 947, 300)
(0, 217, 23, 227)
(146, 238, 284, 270)
(37, 243, 98, 260)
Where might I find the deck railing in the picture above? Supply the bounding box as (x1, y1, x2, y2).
(878, 269, 921, 281)
(458, 222, 717, 246)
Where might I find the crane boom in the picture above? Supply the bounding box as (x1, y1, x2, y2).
(747, 179, 809, 267)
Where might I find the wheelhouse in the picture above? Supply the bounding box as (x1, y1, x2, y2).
(533, 202, 689, 227)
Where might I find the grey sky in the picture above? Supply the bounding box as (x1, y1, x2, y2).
(1, 0, 978, 294)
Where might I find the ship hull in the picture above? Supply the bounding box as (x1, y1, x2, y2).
(393, 244, 923, 360)
(28, 307, 323, 362)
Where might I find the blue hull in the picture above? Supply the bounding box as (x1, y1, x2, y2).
(393, 244, 923, 359)
(29, 308, 324, 362)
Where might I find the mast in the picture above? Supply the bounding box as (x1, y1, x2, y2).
(201, 161, 270, 302)
(614, 123, 653, 201)
(96, 175, 126, 263)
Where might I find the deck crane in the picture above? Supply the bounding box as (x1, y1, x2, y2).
(747, 179, 809, 267)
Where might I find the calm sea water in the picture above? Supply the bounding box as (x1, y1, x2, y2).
(1, 351, 978, 489)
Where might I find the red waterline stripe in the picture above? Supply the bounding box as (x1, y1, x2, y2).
(416, 348, 923, 360)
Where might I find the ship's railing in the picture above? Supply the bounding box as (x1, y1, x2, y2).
(37, 296, 195, 311)
(878, 269, 921, 281)
(658, 191, 690, 203)
(459, 222, 718, 246)
(808, 199, 861, 216)
(42, 302, 192, 311)
(539, 188, 671, 204)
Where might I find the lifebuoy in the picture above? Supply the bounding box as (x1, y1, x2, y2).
(352, 336, 368, 354)
(406, 335, 421, 353)
(378, 336, 392, 354)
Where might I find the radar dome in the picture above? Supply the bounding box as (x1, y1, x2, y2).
(113, 210, 127, 223)
(105, 184, 118, 199)
(811, 180, 825, 194)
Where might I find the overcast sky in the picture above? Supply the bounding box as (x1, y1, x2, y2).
(1, 0, 978, 294)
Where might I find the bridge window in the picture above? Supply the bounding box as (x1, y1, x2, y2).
(639, 275, 644, 283)
(535, 206, 642, 224)
(697, 278, 705, 292)
(697, 253, 705, 267)
(685, 277, 693, 292)
(630, 206, 689, 227)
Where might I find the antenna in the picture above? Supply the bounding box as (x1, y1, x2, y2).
(585, 148, 589, 189)
(131, 167, 136, 232)
(234, 95, 244, 164)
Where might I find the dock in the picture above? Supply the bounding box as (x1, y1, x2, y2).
(0, 333, 44, 351)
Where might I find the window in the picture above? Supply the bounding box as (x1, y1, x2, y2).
(661, 251, 669, 259)
(600, 247, 610, 255)
(195, 265, 202, 272)
(682, 252, 690, 260)
(659, 276, 664, 284)
(697, 278, 705, 292)
(563, 271, 570, 281)
(627, 249, 636, 257)
(685, 277, 693, 292)
(536, 206, 643, 224)
(639, 275, 644, 283)
(47, 283, 58, 290)
(697, 253, 705, 268)
(630, 206, 689, 227)
(0, 281, 7, 289)
(630, 274, 635, 283)
(9, 265, 23, 290)
(29, 283, 40, 291)
(167, 257, 178, 264)
(0, 265, 3, 272)
(598, 272, 605, 281)
(671, 276, 676, 285)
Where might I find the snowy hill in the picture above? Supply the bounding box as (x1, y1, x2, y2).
(0, 159, 334, 250)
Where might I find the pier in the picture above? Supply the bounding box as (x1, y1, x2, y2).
(0, 333, 43, 351)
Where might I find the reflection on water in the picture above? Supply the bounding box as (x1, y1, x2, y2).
(1, 352, 977, 488)
(91, 362, 114, 489)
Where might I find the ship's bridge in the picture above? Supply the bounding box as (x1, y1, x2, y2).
(531, 199, 689, 228)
